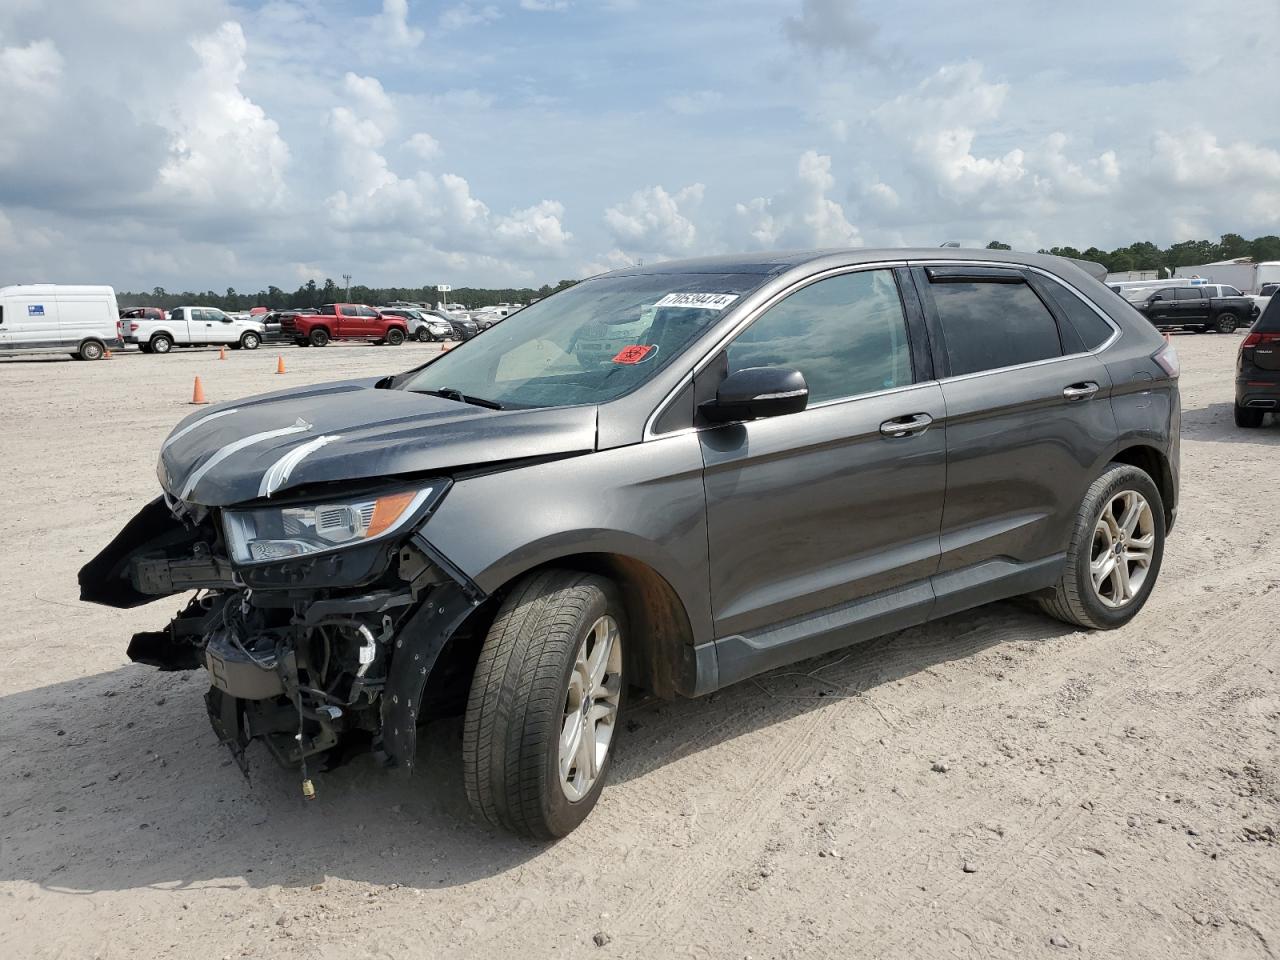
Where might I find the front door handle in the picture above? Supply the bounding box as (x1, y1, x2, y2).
(880, 413, 933, 438)
(1063, 381, 1100, 401)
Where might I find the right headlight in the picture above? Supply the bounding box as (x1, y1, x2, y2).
(222, 486, 437, 565)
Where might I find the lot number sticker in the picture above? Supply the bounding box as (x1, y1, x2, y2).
(28, 304, 45, 316)
(654, 292, 739, 311)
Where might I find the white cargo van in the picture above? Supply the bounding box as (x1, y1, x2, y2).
(0, 284, 122, 360)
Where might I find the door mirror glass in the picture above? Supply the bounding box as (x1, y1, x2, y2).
(701, 366, 808, 423)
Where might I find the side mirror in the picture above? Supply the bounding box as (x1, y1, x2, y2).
(700, 366, 808, 423)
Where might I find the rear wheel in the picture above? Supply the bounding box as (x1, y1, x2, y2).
(385, 327, 406, 346)
(78, 340, 105, 361)
(463, 569, 626, 839)
(150, 333, 173, 354)
(240, 331, 261, 350)
(1235, 404, 1265, 428)
(1036, 464, 1165, 630)
(1216, 313, 1239, 334)
(309, 328, 330, 347)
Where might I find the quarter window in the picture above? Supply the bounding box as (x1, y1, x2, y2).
(726, 270, 913, 405)
(931, 280, 1062, 376)
(1038, 280, 1115, 350)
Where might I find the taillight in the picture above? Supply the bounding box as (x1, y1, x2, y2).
(129, 322, 139, 332)
(1243, 331, 1280, 347)
(1152, 342, 1179, 378)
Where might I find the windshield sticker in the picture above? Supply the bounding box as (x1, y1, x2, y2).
(653, 292, 740, 311)
(612, 344, 658, 365)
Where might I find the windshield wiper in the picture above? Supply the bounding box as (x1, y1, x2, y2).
(412, 386, 505, 410)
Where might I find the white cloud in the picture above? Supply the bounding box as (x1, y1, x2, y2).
(156, 22, 290, 211)
(404, 132, 442, 161)
(604, 184, 704, 260)
(439, 3, 501, 31)
(372, 0, 424, 47)
(0, 37, 62, 97)
(520, 0, 569, 9)
(734, 151, 861, 249)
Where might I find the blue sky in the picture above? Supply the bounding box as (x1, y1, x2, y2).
(1, 0, 1278, 292)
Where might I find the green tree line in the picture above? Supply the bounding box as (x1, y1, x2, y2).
(985, 232, 1280, 275)
(116, 278, 580, 312)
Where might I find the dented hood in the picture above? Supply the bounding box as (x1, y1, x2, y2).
(157, 377, 598, 506)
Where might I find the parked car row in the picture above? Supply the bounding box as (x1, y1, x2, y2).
(115, 302, 483, 354)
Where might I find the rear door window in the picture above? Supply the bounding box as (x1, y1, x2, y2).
(929, 278, 1063, 376)
(1175, 288, 1202, 301)
(339, 305, 358, 317)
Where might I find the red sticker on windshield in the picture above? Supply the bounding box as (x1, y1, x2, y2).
(612, 344, 657, 364)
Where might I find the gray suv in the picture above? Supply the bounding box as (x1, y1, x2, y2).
(81, 248, 1180, 838)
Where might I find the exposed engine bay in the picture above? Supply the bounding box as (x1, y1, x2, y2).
(79, 493, 488, 798)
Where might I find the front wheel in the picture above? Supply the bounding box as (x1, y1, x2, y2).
(240, 331, 261, 350)
(385, 328, 405, 346)
(309, 328, 330, 347)
(1035, 464, 1165, 630)
(463, 570, 626, 839)
(1216, 313, 1239, 334)
(1235, 404, 1265, 428)
(416, 328, 433, 343)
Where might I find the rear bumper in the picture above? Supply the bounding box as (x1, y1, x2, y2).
(1236, 375, 1280, 408)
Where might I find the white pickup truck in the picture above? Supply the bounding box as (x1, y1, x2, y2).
(123, 306, 265, 354)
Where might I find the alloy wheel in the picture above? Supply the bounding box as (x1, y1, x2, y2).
(558, 615, 623, 802)
(1089, 490, 1155, 608)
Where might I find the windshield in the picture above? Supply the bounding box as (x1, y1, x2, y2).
(398, 272, 766, 408)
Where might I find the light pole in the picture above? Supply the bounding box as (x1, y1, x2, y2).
(343, 273, 352, 300)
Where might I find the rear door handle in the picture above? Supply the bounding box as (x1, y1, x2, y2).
(880, 413, 933, 438)
(1063, 382, 1100, 401)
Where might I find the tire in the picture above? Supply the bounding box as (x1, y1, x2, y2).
(1235, 404, 1265, 428)
(240, 331, 261, 350)
(385, 327, 405, 346)
(78, 340, 105, 361)
(463, 569, 627, 839)
(1035, 464, 1166, 630)
(1216, 313, 1239, 334)
(309, 328, 330, 347)
(150, 333, 173, 354)
(416, 328, 432, 343)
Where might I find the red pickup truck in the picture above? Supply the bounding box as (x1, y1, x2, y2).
(280, 303, 409, 347)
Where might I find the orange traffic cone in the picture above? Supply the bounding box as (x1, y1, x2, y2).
(104, 347, 113, 359)
(190, 376, 209, 405)
(218, 346, 227, 360)
(276, 355, 286, 375)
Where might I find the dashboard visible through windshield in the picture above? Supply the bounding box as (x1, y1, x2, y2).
(398, 273, 766, 408)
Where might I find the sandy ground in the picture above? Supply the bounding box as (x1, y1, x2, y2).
(0, 334, 1277, 960)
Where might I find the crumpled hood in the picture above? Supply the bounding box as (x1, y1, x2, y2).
(157, 377, 598, 506)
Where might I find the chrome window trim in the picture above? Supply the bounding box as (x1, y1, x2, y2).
(641, 257, 1122, 440)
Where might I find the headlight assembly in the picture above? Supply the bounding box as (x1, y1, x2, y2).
(223, 486, 437, 564)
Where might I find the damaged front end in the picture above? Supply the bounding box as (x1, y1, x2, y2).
(79, 485, 486, 792)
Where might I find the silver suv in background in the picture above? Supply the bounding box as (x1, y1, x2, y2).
(82, 248, 1179, 839)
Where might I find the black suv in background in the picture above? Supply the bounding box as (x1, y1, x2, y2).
(82, 248, 1179, 839)
(1137, 284, 1256, 333)
(1236, 297, 1280, 427)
